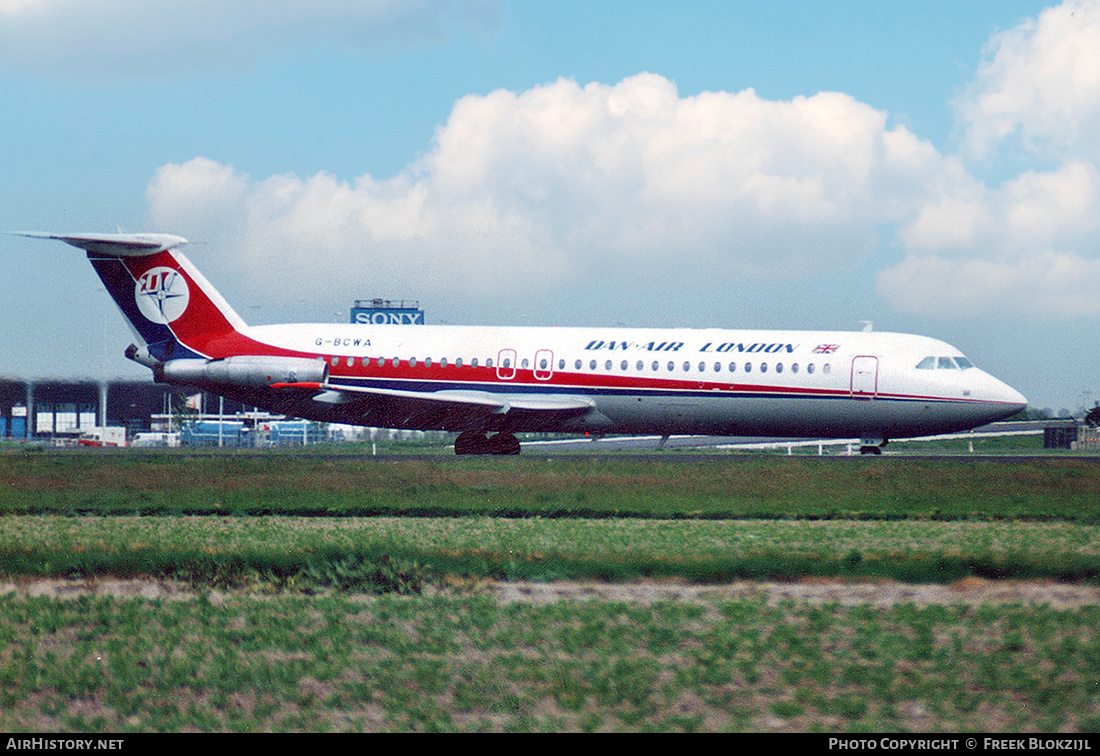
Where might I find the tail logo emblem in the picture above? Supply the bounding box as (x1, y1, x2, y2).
(135, 267, 190, 324)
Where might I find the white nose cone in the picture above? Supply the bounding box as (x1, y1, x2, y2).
(1003, 384, 1028, 410)
(983, 373, 1028, 421)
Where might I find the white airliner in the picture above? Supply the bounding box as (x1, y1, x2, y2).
(22, 232, 1027, 455)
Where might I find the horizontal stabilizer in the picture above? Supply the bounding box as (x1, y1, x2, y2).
(11, 232, 188, 256)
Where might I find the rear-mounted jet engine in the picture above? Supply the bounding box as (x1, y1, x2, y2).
(154, 355, 328, 390)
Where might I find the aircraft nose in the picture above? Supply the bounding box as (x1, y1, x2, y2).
(985, 375, 1028, 419)
(1004, 385, 1028, 410)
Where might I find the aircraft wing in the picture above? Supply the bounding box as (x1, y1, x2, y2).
(307, 382, 596, 430)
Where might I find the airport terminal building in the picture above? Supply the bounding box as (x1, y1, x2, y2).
(0, 377, 374, 447)
(0, 298, 426, 447)
(0, 378, 291, 446)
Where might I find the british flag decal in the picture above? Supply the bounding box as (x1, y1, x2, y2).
(813, 344, 839, 354)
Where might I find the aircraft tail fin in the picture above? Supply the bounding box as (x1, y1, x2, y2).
(15, 232, 250, 363)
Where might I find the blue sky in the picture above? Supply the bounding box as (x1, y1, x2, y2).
(2, 0, 1097, 413)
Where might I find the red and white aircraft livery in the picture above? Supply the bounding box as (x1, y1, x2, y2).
(23, 232, 1027, 455)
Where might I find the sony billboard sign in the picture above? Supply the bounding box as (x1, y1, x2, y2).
(350, 300, 425, 325)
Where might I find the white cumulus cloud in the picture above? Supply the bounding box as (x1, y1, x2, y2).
(877, 251, 1100, 319)
(878, 1, 1100, 319)
(897, 161, 1100, 254)
(142, 2, 1100, 323)
(147, 74, 951, 317)
(956, 0, 1100, 162)
(880, 159, 1100, 318)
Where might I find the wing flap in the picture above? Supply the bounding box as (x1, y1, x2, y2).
(311, 382, 594, 426)
(314, 386, 506, 409)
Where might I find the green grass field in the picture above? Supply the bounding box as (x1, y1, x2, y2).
(3, 593, 1099, 732)
(3, 448, 1099, 521)
(2, 450, 1100, 584)
(3, 449, 1100, 732)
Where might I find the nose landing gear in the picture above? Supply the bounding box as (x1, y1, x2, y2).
(858, 438, 887, 455)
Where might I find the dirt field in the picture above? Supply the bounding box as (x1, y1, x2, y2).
(4, 576, 1098, 609)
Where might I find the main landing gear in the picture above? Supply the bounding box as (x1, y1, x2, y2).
(454, 431, 521, 456)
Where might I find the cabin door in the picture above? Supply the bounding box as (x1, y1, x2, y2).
(850, 356, 879, 399)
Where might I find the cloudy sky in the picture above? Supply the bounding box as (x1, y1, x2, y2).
(2, 0, 1097, 413)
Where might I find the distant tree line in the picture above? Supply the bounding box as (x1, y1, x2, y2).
(1011, 406, 1079, 421)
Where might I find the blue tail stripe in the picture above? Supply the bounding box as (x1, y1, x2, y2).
(89, 254, 175, 345)
(90, 254, 207, 361)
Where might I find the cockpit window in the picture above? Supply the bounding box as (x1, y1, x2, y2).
(917, 355, 976, 370)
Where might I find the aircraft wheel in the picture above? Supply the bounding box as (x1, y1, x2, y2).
(488, 432, 521, 456)
(454, 432, 489, 455)
(859, 445, 882, 455)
